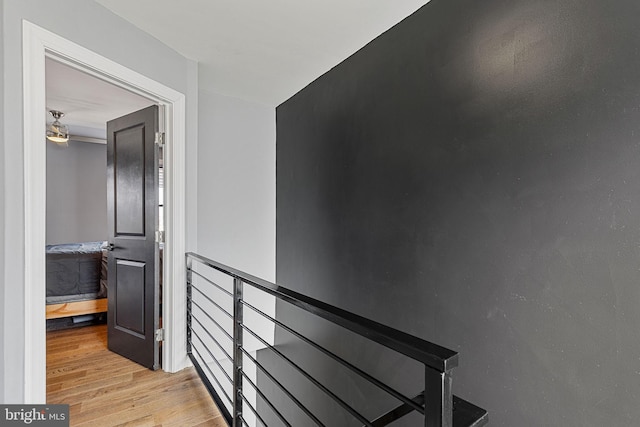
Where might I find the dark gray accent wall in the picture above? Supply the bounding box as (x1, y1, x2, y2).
(271, 0, 640, 425)
(46, 141, 107, 245)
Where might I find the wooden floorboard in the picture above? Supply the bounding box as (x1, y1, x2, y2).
(47, 324, 226, 427)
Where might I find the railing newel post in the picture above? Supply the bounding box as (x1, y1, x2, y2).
(424, 366, 453, 427)
(232, 276, 244, 427)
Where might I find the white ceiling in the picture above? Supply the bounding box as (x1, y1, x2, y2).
(45, 1, 432, 136)
(95, 0, 432, 106)
(46, 58, 154, 138)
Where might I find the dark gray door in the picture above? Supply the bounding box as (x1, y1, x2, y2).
(106, 105, 160, 370)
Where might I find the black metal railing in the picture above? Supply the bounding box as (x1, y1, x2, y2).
(186, 252, 487, 427)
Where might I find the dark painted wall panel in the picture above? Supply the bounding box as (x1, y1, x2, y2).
(269, 0, 640, 425)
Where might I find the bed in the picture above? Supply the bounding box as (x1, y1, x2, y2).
(45, 241, 108, 320)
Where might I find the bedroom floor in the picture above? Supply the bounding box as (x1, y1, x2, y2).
(46, 324, 226, 427)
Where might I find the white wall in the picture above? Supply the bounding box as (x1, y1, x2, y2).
(0, 0, 197, 403)
(196, 88, 275, 427)
(0, 0, 5, 405)
(197, 87, 276, 341)
(196, 89, 276, 347)
(197, 90, 276, 283)
(46, 141, 107, 245)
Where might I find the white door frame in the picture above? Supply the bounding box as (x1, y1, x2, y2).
(23, 20, 188, 403)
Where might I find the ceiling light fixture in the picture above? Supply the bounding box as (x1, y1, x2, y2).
(46, 110, 69, 146)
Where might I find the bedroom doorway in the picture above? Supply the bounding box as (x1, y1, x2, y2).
(45, 61, 163, 370)
(44, 57, 157, 329)
(23, 21, 188, 403)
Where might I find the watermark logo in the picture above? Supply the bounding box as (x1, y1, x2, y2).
(0, 405, 68, 426)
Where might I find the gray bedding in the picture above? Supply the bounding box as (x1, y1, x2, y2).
(46, 241, 108, 304)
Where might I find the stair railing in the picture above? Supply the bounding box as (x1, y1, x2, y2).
(186, 252, 487, 427)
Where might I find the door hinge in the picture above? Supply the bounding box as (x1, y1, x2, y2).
(155, 328, 164, 342)
(155, 132, 165, 147)
(155, 230, 164, 243)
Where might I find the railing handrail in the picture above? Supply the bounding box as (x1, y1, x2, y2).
(186, 251, 458, 372)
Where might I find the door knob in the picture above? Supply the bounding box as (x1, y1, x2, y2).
(106, 243, 115, 251)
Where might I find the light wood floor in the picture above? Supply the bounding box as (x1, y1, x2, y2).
(47, 324, 226, 427)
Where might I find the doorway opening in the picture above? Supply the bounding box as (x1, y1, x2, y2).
(44, 56, 156, 330)
(23, 21, 188, 403)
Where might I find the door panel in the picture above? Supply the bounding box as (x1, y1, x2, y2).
(114, 260, 146, 337)
(107, 104, 160, 370)
(114, 124, 146, 235)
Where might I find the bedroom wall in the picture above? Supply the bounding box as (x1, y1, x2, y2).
(46, 141, 108, 245)
(269, 0, 640, 425)
(0, 0, 198, 403)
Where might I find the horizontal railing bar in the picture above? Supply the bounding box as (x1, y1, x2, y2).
(240, 391, 269, 427)
(187, 252, 458, 371)
(189, 300, 234, 341)
(192, 284, 233, 318)
(241, 299, 425, 416)
(370, 391, 425, 427)
(241, 369, 292, 427)
(190, 310, 234, 360)
(188, 353, 233, 425)
(241, 348, 326, 427)
(191, 344, 234, 406)
(191, 331, 233, 385)
(191, 269, 234, 297)
(241, 323, 373, 426)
